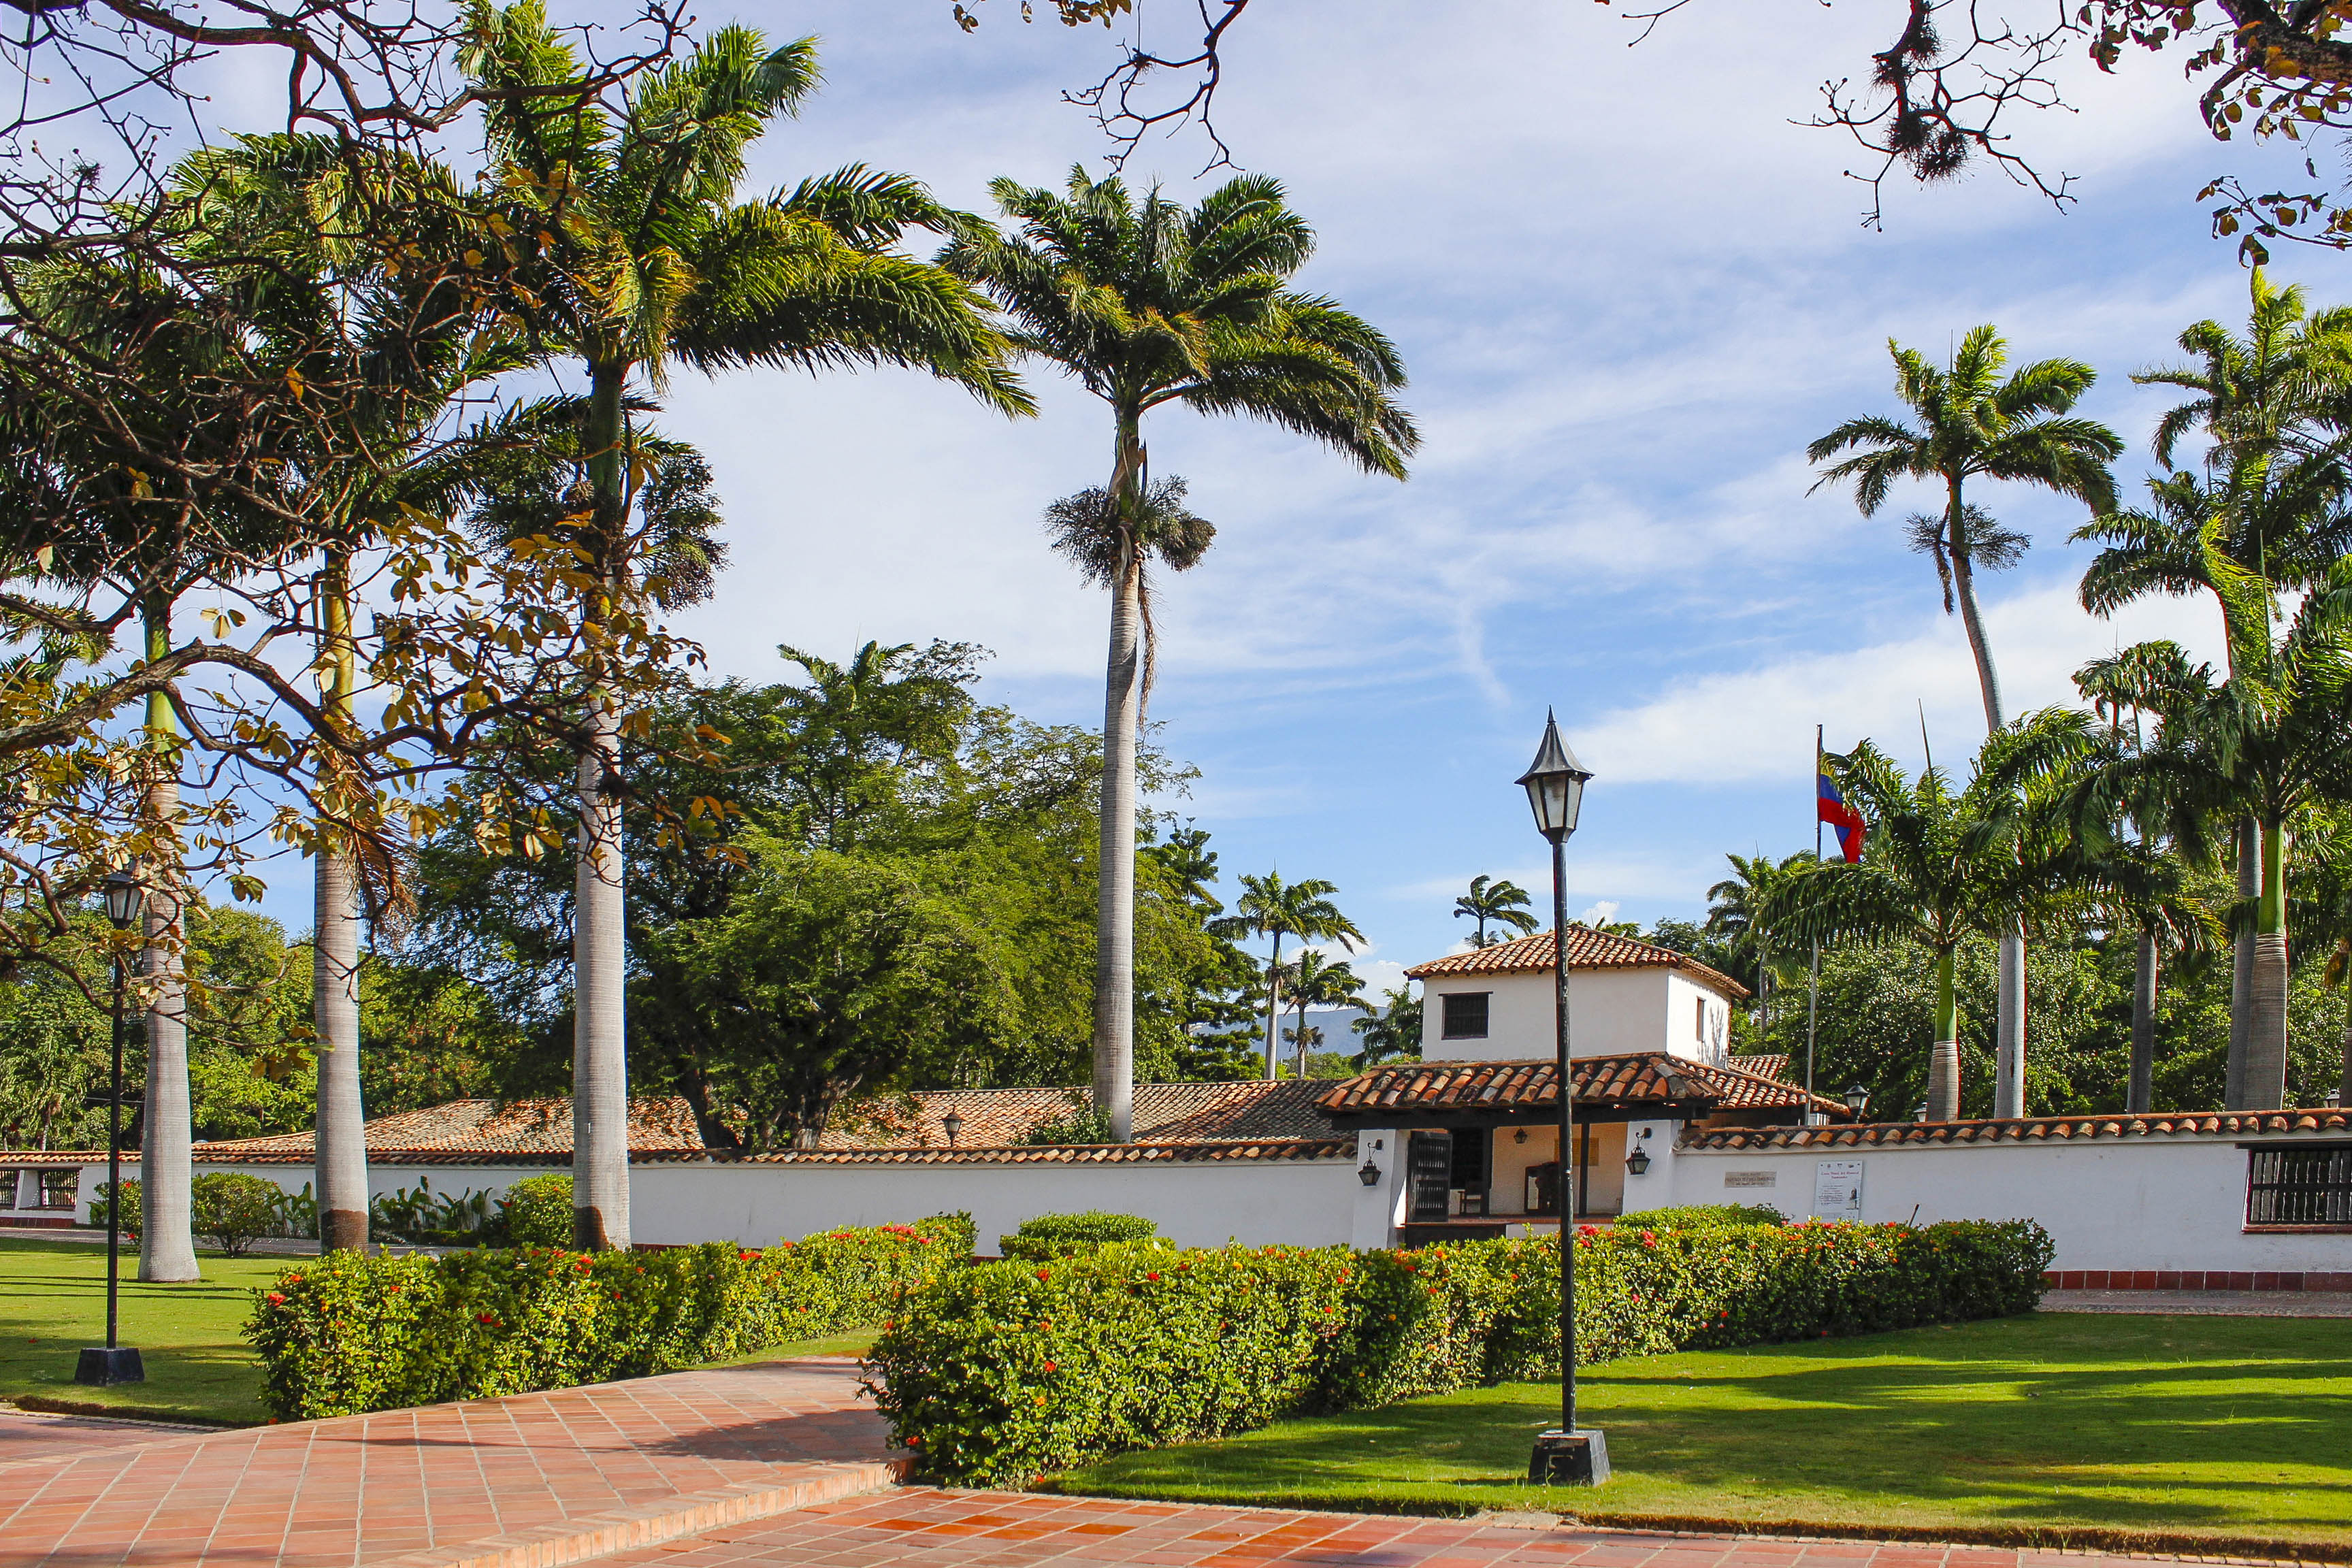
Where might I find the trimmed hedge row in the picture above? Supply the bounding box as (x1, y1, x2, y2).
(866, 1217, 2053, 1486)
(246, 1213, 973, 1421)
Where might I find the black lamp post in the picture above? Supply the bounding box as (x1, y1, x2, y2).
(941, 1109, 964, 1147)
(77, 870, 146, 1388)
(1517, 710, 1605, 1486)
(1843, 1085, 1871, 1120)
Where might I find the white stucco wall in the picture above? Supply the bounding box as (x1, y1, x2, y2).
(61, 1154, 1360, 1252)
(1652, 1133, 2352, 1274)
(624, 1157, 1362, 1251)
(1418, 967, 1735, 1063)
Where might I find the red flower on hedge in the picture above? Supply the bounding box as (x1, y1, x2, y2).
(1036, 1269, 1050, 1281)
(478, 1313, 502, 1326)
(1042, 1360, 1057, 1372)
(267, 1292, 286, 1305)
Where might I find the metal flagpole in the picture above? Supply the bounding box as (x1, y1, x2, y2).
(1808, 724, 1822, 1099)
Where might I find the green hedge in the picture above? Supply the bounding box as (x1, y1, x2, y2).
(998, 1211, 1159, 1261)
(246, 1213, 974, 1420)
(867, 1217, 2052, 1486)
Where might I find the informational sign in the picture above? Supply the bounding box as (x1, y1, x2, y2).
(1722, 1171, 1777, 1189)
(1812, 1160, 1864, 1221)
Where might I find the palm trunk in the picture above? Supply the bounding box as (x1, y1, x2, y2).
(2244, 817, 2290, 1111)
(2227, 822, 2256, 1109)
(572, 363, 632, 1250)
(1262, 931, 1285, 1081)
(1090, 415, 1145, 1141)
(312, 551, 368, 1253)
(2128, 930, 2157, 1115)
(1925, 947, 1960, 1124)
(1091, 552, 1141, 1141)
(1949, 525, 2027, 1120)
(137, 595, 197, 1281)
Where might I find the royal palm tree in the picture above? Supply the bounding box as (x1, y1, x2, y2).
(169, 133, 528, 1253)
(1810, 324, 2123, 1119)
(462, 1, 1027, 1244)
(1217, 872, 1365, 1081)
(1279, 947, 1366, 1077)
(2076, 547, 2352, 1111)
(4, 250, 312, 1278)
(944, 166, 1414, 1138)
(1452, 874, 1537, 947)
(1044, 476, 1215, 732)
(2083, 272, 2352, 1106)
(1766, 717, 2106, 1122)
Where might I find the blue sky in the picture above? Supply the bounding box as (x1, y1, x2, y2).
(216, 3, 2336, 994)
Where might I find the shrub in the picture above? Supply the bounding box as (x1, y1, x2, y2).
(1016, 1107, 1116, 1145)
(1614, 1203, 1786, 1230)
(868, 1216, 2053, 1487)
(998, 1211, 1158, 1261)
(497, 1175, 574, 1248)
(86, 1179, 140, 1237)
(246, 1213, 974, 1420)
(191, 1173, 288, 1256)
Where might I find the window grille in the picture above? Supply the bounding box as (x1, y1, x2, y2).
(37, 1169, 78, 1209)
(1441, 992, 1490, 1039)
(2246, 1144, 2352, 1227)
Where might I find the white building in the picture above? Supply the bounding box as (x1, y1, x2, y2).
(8, 925, 2349, 1288)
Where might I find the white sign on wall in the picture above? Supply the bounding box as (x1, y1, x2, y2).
(1813, 1160, 1864, 1221)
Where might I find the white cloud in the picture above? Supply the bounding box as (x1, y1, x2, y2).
(1579, 900, 1622, 927)
(1571, 578, 2227, 786)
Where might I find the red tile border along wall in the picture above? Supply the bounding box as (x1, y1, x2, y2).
(2042, 1269, 2352, 1291)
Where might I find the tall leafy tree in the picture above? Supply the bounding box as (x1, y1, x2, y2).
(1452, 873, 1537, 947)
(944, 165, 1415, 1137)
(460, 1, 1027, 1245)
(1809, 324, 2123, 1119)
(1767, 717, 2108, 1122)
(1215, 871, 1364, 1080)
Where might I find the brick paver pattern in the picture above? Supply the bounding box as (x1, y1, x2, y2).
(0, 1409, 210, 1469)
(0, 1358, 893, 1568)
(593, 1490, 2196, 1568)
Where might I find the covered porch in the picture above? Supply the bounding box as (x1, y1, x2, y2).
(1318, 1051, 1850, 1247)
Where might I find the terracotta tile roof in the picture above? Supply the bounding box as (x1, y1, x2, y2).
(1316, 1051, 1846, 1120)
(1405, 928, 1749, 998)
(16, 1081, 1340, 1168)
(182, 1098, 706, 1166)
(819, 1079, 1335, 1149)
(1731, 1054, 1792, 1084)
(1683, 1107, 2352, 1150)
(640, 1137, 1355, 1166)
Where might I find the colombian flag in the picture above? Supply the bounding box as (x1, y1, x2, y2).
(1818, 769, 1866, 863)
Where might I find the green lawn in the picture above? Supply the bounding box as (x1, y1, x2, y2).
(0, 1239, 881, 1426)
(1047, 1313, 2352, 1551)
(0, 1238, 286, 1424)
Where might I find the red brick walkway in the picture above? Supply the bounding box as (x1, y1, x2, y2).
(0, 1358, 901, 1568)
(595, 1490, 2292, 1568)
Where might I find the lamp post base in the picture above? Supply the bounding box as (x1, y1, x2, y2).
(74, 1347, 145, 1386)
(1528, 1428, 1609, 1485)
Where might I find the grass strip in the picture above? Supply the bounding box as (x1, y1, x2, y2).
(1046, 1312, 2352, 1550)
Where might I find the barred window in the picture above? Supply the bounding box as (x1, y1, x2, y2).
(37, 1169, 78, 1209)
(2246, 1145, 2352, 1228)
(1440, 992, 1490, 1039)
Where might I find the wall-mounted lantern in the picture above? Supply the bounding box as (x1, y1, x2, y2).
(1357, 1160, 1382, 1188)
